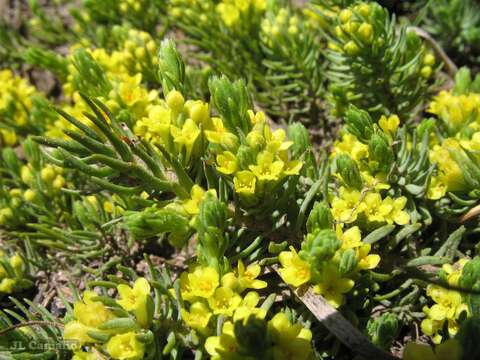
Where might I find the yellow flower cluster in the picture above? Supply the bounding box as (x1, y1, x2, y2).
(207, 110, 303, 200)
(331, 187, 409, 225)
(329, 2, 434, 79)
(49, 31, 159, 139)
(429, 90, 480, 135)
(177, 262, 267, 336)
(426, 90, 480, 199)
(0, 252, 28, 294)
(135, 90, 209, 163)
(0, 69, 39, 144)
(120, 28, 158, 76)
(118, 0, 147, 15)
(169, 0, 213, 23)
(64, 278, 152, 359)
(261, 8, 301, 44)
(20, 163, 66, 199)
(279, 226, 380, 308)
(0, 164, 67, 227)
(332, 3, 376, 56)
(428, 139, 466, 199)
(206, 311, 313, 360)
(421, 260, 469, 344)
(216, 0, 266, 27)
(330, 129, 410, 226)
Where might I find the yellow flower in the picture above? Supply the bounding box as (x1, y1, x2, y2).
(0, 129, 16, 146)
(117, 74, 145, 107)
(0, 278, 16, 293)
(403, 339, 462, 360)
(233, 171, 257, 195)
(331, 187, 366, 223)
(217, 3, 240, 26)
(337, 225, 362, 249)
(205, 117, 238, 150)
(105, 332, 145, 360)
(361, 171, 390, 191)
(332, 133, 368, 161)
(249, 151, 284, 181)
(362, 192, 386, 223)
(430, 139, 465, 192)
(205, 321, 239, 359)
(170, 118, 201, 161)
(264, 127, 293, 153)
(379, 196, 410, 225)
(337, 226, 380, 270)
(357, 244, 380, 270)
(427, 176, 447, 200)
(183, 185, 216, 215)
(181, 266, 220, 300)
(64, 290, 114, 347)
(442, 259, 468, 286)
(73, 291, 114, 328)
(421, 284, 469, 343)
(268, 312, 313, 360)
(181, 302, 212, 333)
(134, 105, 171, 146)
(313, 264, 354, 308)
(216, 151, 238, 175)
(236, 260, 267, 291)
(379, 114, 400, 136)
(247, 109, 266, 125)
(233, 291, 267, 321)
(208, 286, 242, 316)
(117, 278, 151, 327)
(278, 246, 311, 287)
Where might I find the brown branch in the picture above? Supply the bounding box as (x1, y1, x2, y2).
(460, 204, 480, 223)
(272, 266, 399, 360)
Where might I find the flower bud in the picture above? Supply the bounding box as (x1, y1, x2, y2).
(367, 313, 399, 349)
(420, 66, 432, 79)
(356, 3, 371, 17)
(2, 148, 21, 175)
(21, 166, 34, 185)
(357, 23, 373, 43)
(339, 9, 352, 24)
(41, 166, 56, 182)
(189, 101, 209, 125)
(345, 105, 374, 142)
(299, 229, 340, 265)
(368, 133, 394, 172)
(236, 145, 256, 169)
(336, 154, 363, 189)
(166, 90, 185, 113)
(246, 131, 265, 150)
(307, 202, 333, 234)
(339, 249, 358, 275)
(10, 254, 23, 270)
(423, 53, 435, 66)
(197, 194, 228, 231)
(0, 208, 13, 221)
(234, 316, 268, 356)
(24, 189, 37, 202)
(53, 175, 66, 189)
(287, 122, 310, 157)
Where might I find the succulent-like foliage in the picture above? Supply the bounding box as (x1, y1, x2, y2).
(1, 1, 480, 360)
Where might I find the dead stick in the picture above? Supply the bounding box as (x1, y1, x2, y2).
(272, 266, 399, 360)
